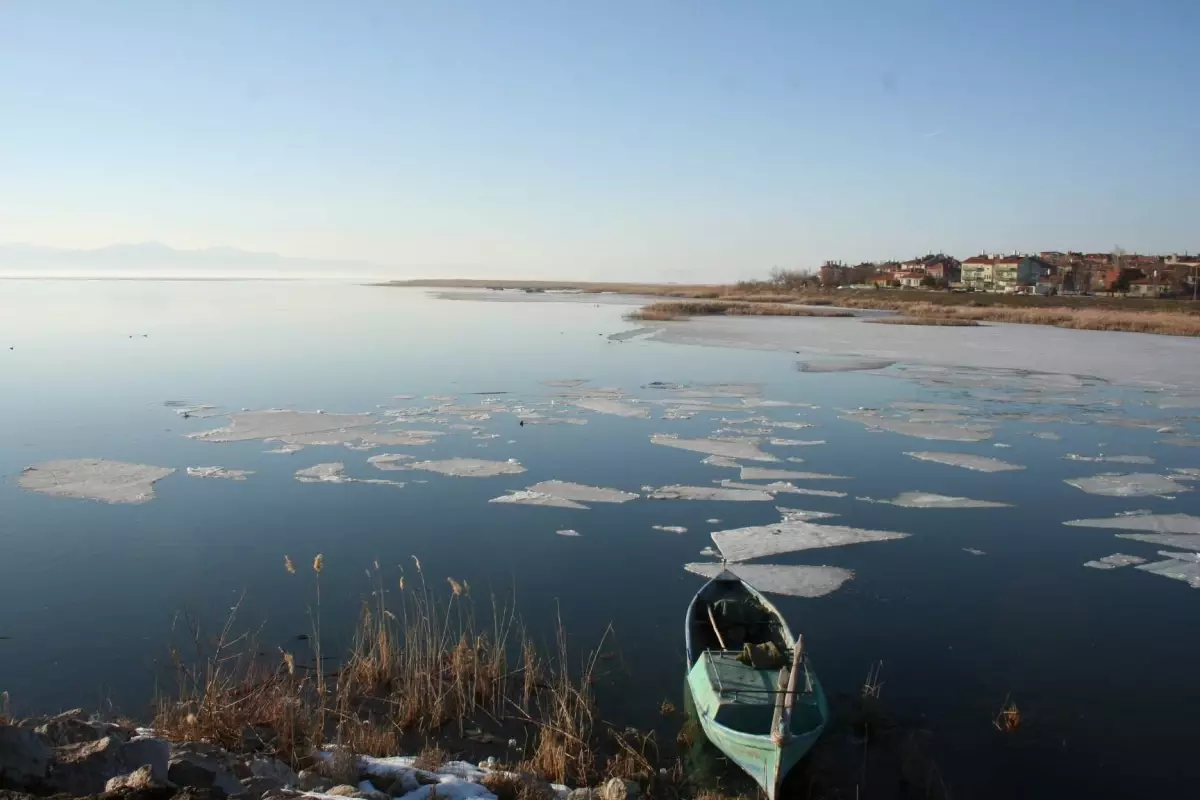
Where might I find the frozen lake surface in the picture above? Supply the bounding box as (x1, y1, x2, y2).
(2, 281, 1200, 800)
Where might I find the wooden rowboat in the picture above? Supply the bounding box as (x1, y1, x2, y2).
(685, 569, 828, 799)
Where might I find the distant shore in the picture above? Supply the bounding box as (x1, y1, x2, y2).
(385, 279, 1200, 337)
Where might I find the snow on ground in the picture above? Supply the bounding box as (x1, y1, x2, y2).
(685, 562, 855, 597)
(18, 459, 175, 504)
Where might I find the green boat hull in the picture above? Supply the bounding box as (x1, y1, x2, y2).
(686, 655, 827, 799)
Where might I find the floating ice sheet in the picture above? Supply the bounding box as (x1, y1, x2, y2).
(186, 466, 254, 481)
(777, 507, 840, 521)
(701, 455, 742, 468)
(862, 492, 1010, 509)
(904, 452, 1024, 472)
(740, 466, 849, 481)
(962, 548, 987, 556)
(367, 453, 415, 470)
(294, 462, 404, 487)
(1064, 513, 1200, 534)
(841, 413, 993, 442)
(1064, 473, 1190, 497)
(1063, 454, 1155, 465)
(277, 428, 443, 448)
(684, 563, 854, 598)
(651, 434, 779, 462)
(573, 397, 650, 418)
(892, 402, 972, 412)
(17, 459, 176, 504)
(1032, 432, 1061, 441)
(712, 518, 908, 561)
(652, 525, 688, 534)
(1135, 558, 1200, 588)
(647, 484, 774, 501)
(264, 444, 305, 455)
(189, 410, 377, 442)
(719, 480, 848, 498)
(797, 357, 895, 373)
(489, 491, 588, 510)
(556, 529, 582, 537)
(770, 439, 825, 446)
(1083, 553, 1148, 570)
(405, 458, 527, 477)
(1161, 436, 1200, 447)
(524, 480, 638, 503)
(1116, 534, 1200, 551)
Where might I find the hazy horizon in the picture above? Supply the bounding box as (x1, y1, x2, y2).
(2, 1, 1197, 281)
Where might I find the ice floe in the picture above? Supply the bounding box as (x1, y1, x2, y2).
(1064, 513, 1200, 534)
(841, 412, 994, 442)
(647, 484, 774, 501)
(711, 517, 908, 562)
(294, 463, 403, 487)
(739, 466, 849, 481)
(770, 438, 825, 446)
(1064, 473, 1190, 497)
(1063, 454, 1155, 465)
(1032, 431, 1061, 441)
(1116, 534, 1200, 551)
(367, 453, 415, 470)
(189, 410, 377, 442)
(1161, 436, 1200, 447)
(572, 397, 649, 418)
(264, 444, 305, 455)
(904, 451, 1024, 472)
(861, 492, 1010, 509)
(556, 529, 582, 537)
(701, 455, 742, 468)
(186, 466, 254, 480)
(650, 434, 779, 462)
(524, 480, 638, 503)
(1135, 558, 1200, 588)
(1083, 553, 1148, 570)
(652, 525, 688, 534)
(489, 491, 587, 510)
(719, 480, 847, 498)
(404, 458, 527, 477)
(777, 507, 840, 521)
(962, 548, 987, 556)
(17, 459, 176, 504)
(706, 518, 722, 524)
(684, 562, 855, 598)
(797, 357, 894, 373)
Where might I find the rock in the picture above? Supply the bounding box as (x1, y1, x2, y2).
(238, 775, 285, 799)
(598, 778, 640, 800)
(351, 792, 389, 800)
(33, 709, 130, 747)
(239, 725, 278, 754)
(0, 725, 53, 790)
(565, 790, 600, 800)
(296, 769, 333, 792)
(168, 751, 244, 798)
(105, 765, 160, 793)
(47, 734, 168, 796)
(360, 774, 394, 794)
(247, 759, 296, 788)
(324, 785, 359, 797)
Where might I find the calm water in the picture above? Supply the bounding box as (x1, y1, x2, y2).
(2, 280, 1198, 798)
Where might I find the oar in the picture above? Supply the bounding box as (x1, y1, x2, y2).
(706, 604, 728, 651)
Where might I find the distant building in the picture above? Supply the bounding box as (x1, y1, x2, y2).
(961, 255, 994, 290)
(1018, 256, 1054, 286)
(993, 255, 1022, 291)
(1128, 278, 1170, 298)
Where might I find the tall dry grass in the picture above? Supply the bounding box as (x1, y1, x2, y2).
(626, 300, 854, 321)
(865, 317, 981, 327)
(153, 555, 636, 790)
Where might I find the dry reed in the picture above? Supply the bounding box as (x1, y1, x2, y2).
(865, 316, 981, 327)
(625, 300, 854, 321)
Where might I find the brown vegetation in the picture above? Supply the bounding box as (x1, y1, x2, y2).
(625, 300, 854, 321)
(866, 317, 982, 327)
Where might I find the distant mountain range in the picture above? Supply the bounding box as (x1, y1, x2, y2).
(0, 242, 399, 279)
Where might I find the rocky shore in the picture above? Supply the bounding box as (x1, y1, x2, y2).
(1, 710, 638, 800)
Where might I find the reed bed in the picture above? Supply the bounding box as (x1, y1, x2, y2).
(625, 300, 854, 321)
(865, 317, 981, 327)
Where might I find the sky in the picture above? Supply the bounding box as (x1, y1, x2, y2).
(0, 0, 1197, 281)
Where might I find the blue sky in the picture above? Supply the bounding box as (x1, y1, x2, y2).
(0, 0, 1196, 280)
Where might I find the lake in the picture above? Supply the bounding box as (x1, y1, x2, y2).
(2, 279, 1199, 799)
